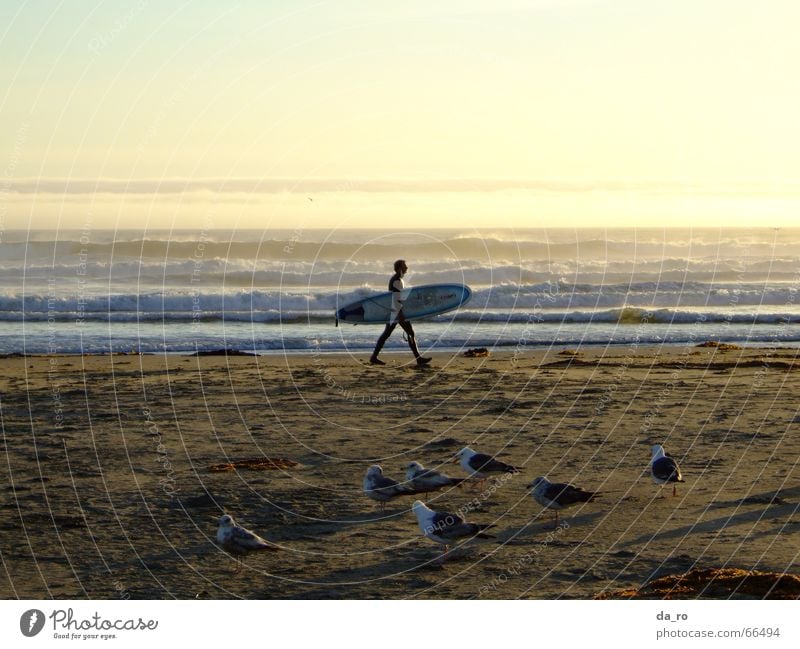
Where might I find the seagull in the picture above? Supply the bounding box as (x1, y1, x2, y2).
(405, 461, 465, 493)
(216, 514, 276, 571)
(455, 446, 520, 487)
(528, 476, 600, 528)
(650, 444, 684, 496)
(411, 500, 495, 561)
(363, 465, 414, 511)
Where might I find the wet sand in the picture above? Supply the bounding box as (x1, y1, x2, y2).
(1, 345, 799, 599)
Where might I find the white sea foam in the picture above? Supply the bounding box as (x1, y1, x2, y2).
(2, 228, 799, 353)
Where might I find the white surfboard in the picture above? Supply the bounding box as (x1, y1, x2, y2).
(336, 284, 472, 325)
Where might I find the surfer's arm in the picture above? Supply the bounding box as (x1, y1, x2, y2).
(391, 278, 404, 297)
(390, 278, 406, 321)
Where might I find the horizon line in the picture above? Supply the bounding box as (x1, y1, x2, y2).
(6, 177, 800, 196)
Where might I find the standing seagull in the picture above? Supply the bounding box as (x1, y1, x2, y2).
(405, 461, 465, 493)
(411, 500, 494, 561)
(456, 446, 520, 488)
(528, 476, 601, 528)
(650, 444, 684, 496)
(216, 514, 276, 571)
(363, 465, 414, 511)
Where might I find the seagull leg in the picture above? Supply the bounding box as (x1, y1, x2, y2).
(553, 511, 559, 529)
(672, 485, 677, 497)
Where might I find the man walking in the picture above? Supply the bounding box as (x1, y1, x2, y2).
(370, 259, 432, 366)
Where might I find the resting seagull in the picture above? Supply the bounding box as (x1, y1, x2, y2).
(456, 446, 520, 488)
(363, 465, 414, 511)
(650, 444, 684, 496)
(528, 476, 600, 528)
(216, 514, 276, 571)
(405, 461, 465, 493)
(411, 500, 494, 561)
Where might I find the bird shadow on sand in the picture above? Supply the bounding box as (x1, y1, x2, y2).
(265, 508, 412, 547)
(498, 510, 606, 545)
(705, 485, 800, 510)
(252, 546, 489, 598)
(85, 540, 212, 572)
(622, 488, 800, 548)
(330, 506, 416, 525)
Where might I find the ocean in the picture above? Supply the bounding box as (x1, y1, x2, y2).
(2, 228, 799, 355)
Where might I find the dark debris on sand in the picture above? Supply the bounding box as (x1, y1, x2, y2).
(596, 567, 800, 600)
(208, 458, 299, 472)
(191, 348, 258, 356)
(696, 341, 743, 350)
(463, 347, 490, 357)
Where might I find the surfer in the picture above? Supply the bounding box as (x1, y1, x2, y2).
(370, 259, 432, 366)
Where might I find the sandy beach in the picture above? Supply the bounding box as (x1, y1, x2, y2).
(1, 345, 799, 599)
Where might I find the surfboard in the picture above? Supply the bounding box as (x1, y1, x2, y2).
(336, 284, 472, 325)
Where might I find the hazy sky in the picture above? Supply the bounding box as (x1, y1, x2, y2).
(2, 0, 798, 229)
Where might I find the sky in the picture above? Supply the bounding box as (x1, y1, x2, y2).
(1, 0, 798, 230)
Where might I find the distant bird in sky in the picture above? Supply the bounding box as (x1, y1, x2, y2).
(363, 465, 414, 511)
(412, 500, 494, 561)
(216, 514, 276, 571)
(650, 444, 684, 496)
(528, 476, 601, 528)
(456, 446, 520, 488)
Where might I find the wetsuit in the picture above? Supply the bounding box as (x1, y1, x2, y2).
(371, 272, 422, 360)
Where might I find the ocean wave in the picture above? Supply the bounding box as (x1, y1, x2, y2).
(5, 303, 800, 326)
(7, 326, 800, 355)
(3, 281, 799, 315)
(5, 233, 800, 266)
(3, 253, 799, 293)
